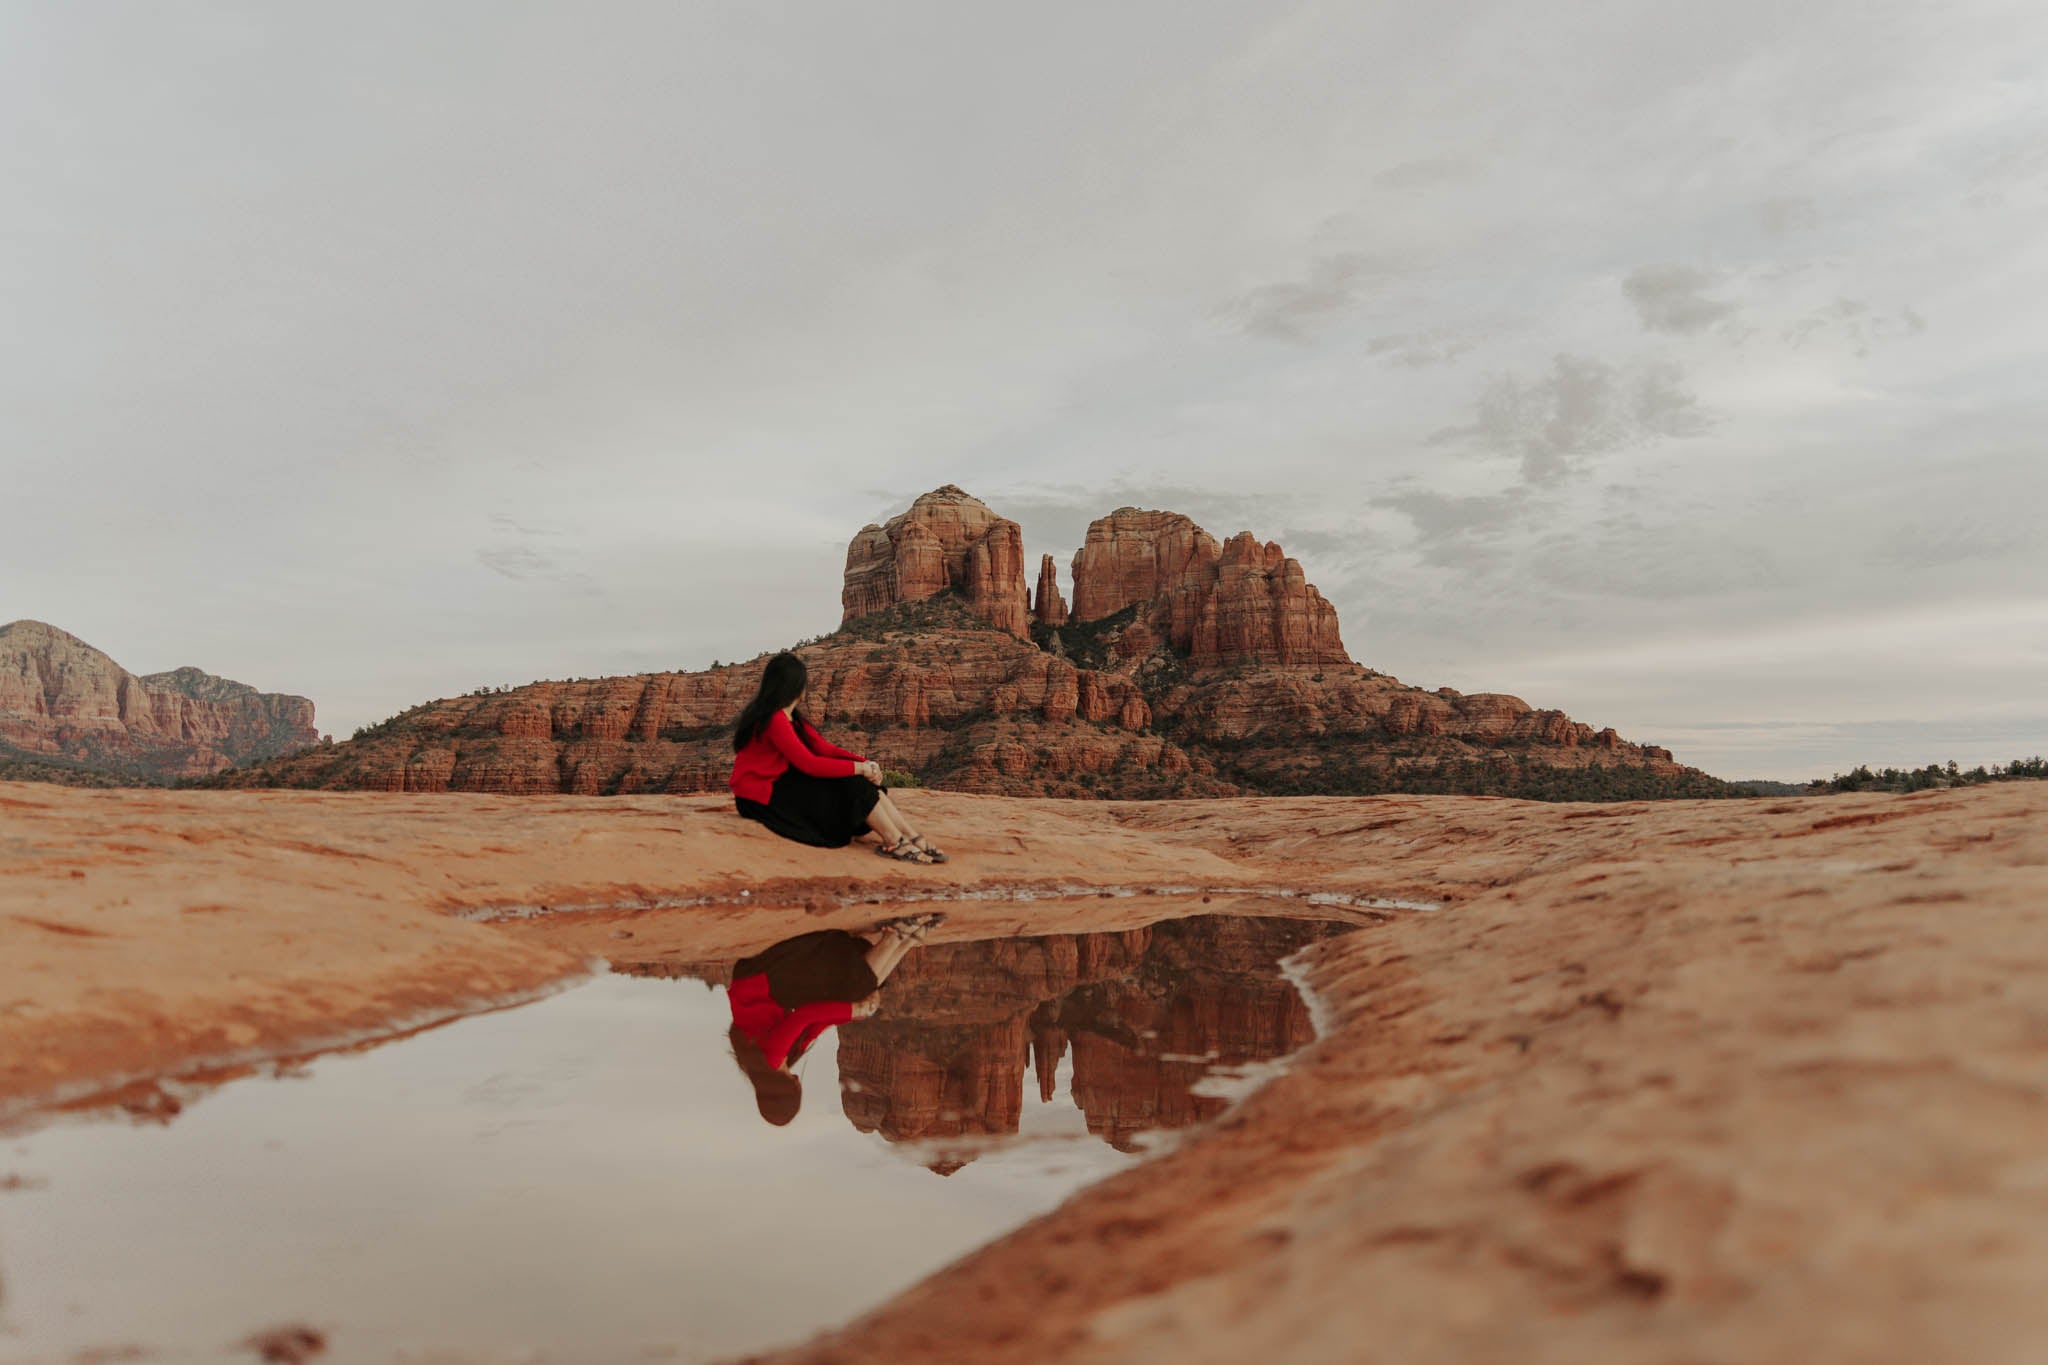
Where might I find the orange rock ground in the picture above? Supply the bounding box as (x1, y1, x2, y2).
(2, 779, 2043, 1362)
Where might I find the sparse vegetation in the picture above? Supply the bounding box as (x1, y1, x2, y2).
(1032, 604, 1141, 671)
(0, 746, 149, 788)
(832, 592, 996, 643)
(1815, 757, 2046, 794)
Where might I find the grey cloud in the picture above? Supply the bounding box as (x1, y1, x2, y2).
(992, 481, 1297, 558)
(477, 514, 601, 593)
(476, 546, 556, 581)
(1373, 153, 1479, 190)
(1366, 329, 1476, 368)
(1965, 136, 2048, 208)
(1525, 521, 1789, 600)
(1782, 298, 1927, 354)
(1622, 264, 1736, 334)
(1758, 196, 1818, 236)
(1868, 517, 2032, 570)
(1219, 252, 1386, 342)
(1429, 354, 1714, 484)
(1374, 486, 1536, 571)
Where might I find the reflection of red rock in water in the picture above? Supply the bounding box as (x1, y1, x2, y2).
(833, 916, 1342, 1166)
(838, 1018, 1030, 1152)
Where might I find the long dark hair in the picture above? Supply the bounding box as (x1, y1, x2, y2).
(729, 1025, 803, 1126)
(733, 651, 813, 752)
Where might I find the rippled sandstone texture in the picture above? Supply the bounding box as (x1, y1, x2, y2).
(224, 489, 1702, 801)
(3, 781, 2044, 1365)
(0, 620, 319, 784)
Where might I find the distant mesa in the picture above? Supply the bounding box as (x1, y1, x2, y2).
(221, 485, 1709, 801)
(0, 620, 319, 786)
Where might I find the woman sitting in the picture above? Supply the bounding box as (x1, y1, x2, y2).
(729, 651, 948, 864)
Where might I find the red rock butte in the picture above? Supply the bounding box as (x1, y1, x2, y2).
(841, 491, 1346, 670)
(224, 486, 1701, 801)
(843, 485, 1032, 639)
(1068, 507, 1347, 669)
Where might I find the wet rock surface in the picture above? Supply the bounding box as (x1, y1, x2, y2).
(3, 781, 2044, 1363)
(1, 917, 1337, 1362)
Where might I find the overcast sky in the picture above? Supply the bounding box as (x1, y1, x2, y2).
(5, 1, 2044, 780)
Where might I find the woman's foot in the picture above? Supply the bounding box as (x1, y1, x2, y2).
(875, 837, 935, 865)
(907, 835, 949, 864)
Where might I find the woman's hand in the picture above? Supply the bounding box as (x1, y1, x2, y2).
(851, 993, 881, 1018)
(859, 760, 884, 784)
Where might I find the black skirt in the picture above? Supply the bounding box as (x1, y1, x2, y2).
(736, 768, 880, 848)
(733, 930, 880, 1008)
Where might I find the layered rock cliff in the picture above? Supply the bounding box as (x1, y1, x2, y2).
(0, 620, 319, 783)
(1068, 508, 1346, 668)
(842, 485, 1031, 638)
(225, 486, 1717, 801)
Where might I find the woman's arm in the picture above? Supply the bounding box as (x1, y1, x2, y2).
(761, 998, 855, 1069)
(797, 719, 865, 764)
(765, 711, 859, 779)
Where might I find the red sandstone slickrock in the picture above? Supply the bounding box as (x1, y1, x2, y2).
(0, 620, 318, 782)
(4, 782, 2044, 1365)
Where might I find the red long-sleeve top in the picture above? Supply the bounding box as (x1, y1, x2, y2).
(728, 972, 854, 1069)
(729, 710, 866, 805)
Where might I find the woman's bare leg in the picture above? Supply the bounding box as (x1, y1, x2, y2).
(873, 792, 938, 849)
(861, 932, 918, 985)
(865, 800, 913, 846)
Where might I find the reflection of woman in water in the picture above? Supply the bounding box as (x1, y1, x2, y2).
(728, 915, 942, 1126)
(729, 651, 948, 865)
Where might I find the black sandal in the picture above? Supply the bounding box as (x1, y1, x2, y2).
(909, 835, 949, 864)
(875, 837, 935, 865)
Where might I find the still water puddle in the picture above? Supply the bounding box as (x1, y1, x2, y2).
(0, 914, 1349, 1364)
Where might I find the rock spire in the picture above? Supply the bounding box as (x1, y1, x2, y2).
(1033, 555, 1068, 627)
